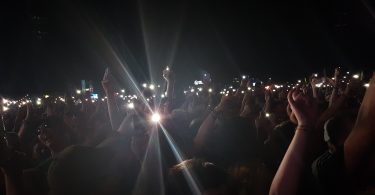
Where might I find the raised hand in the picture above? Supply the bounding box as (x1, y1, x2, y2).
(214, 93, 242, 118)
(287, 86, 319, 129)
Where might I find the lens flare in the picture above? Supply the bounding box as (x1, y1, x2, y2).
(151, 113, 161, 123)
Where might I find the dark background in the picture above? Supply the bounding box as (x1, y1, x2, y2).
(1, 0, 375, 97)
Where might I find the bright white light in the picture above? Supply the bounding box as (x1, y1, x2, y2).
(44, 95, 50, 98)
(190, 89, 195, 92)
(166, 66, 170, 71)
(232, 89, 236, 92)
(101, 98, 105, 101)
(352, 74, 359, 79)
(242, 75, 247, 79)
(252, 82, 256, 87)
(208, 88, 213, 93)
(36, 100, 42, 105)
(2, 99, 8, 104)
(76, 90, 81, 94)
(142, 83, 147, 88)
(297, 80, 301, 83)
(347, 72, 350, 74)
(120, 95, 124, 98)
(198, 88, 203, 92)
(151, 113, 161, 123)
(314, 73, 318, 77)
(315, 83, 323, 88)
(3, 106, 9, 112)
(149, 84, 155, 90)
(265, 86, 270, 90)
(247, 87, 251, 91)
(161, 94, 165, 98)
(265, 113, 270, 118)
(241, 90, 245, 94)
(127, 102, 134, 109)
(364, 83, 370, 88)
(121, 89, 125, 93)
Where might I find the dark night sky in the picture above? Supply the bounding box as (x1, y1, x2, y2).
(0, 0, 375, 96)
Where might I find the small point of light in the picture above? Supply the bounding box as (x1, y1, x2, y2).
(242, 75, 247, 79)
(190, 89, 195, 92)
(265, 113, 270, 118)
(347, 72, 350, 74)
(314, 73, 318, 77)
(232, 89, 236, 92)
(121, 89, 125, 93)
(247, 87, 251, 91)
(44, 95, 50, 98)
(76, 90, 81, 94)
(161, 94, 165, 98)
(198, 87, 203, 92)
(208, 88, 213, 93)
(265, 86, 270, 90)
(297, 80, 301, 83)
(2, 99, 8, 104)
(149, 84, 155, 90)
(241, 90, 245, 94)
(166, 66, 170, 71)
(364, 83, 370, 88)
(352, 74, 359, 79)
(101, 98, 105, 101)
(119, 95, 124, 98)
(142, 83, 147, 88)
(151, 113, 161, 123)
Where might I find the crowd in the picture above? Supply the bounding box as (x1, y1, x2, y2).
(0, 66, 374, 195)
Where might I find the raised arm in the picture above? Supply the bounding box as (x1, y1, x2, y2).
(270, 87, 321, 195)
(162, 67, 175, 114)
(102, 68, 122, 131)
(344, 72, 375, 176)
